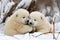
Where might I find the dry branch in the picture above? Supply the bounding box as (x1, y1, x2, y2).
(53, 17, 56, 40)
(2, 3, 18, 22)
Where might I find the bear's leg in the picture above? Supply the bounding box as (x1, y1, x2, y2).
(18, 25, 33, 34)
(5, 29, 18, 36)
(38, 29, 50, 34)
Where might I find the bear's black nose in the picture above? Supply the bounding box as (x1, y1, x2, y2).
(30, 22, 33, 25)
(27, 20, 29, 22)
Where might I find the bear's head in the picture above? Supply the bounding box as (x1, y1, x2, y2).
(12, 9, 29, 25)
(28, 11, 45, 27)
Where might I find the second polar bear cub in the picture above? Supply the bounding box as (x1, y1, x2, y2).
(29, 11, 52, 33)
(4, 9, 32, 36)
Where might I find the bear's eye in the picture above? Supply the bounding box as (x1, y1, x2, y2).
(34, 19, 36, 21)
(16, 14, 18, 17)
(23, 17, 25, 18)
(28, 16, 29, 18)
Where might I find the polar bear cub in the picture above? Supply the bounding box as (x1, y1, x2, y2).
(4, 9, 32, 36)
(28, 11, 52, 33)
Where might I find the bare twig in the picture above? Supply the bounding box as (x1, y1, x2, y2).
(31, 32, 50, 37)
(53, 17, 56, 40)
(2, 3, 18, 23)
(27, 0, 37, 13)
(52, 17, 59, 40)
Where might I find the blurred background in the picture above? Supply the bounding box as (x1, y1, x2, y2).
(0, 0, 60, 24)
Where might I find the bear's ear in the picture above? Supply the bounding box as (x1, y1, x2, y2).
(16, 14, 18, 17)
(41, 17, 42, 19)
(41, 16, 43, 20)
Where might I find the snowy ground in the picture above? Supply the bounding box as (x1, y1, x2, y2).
(0, 23, 60, 40)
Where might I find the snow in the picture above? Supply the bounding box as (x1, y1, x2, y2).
(54, 14, 60, 22)
(46, 16, 53, 23)
(55, 22, 60, 32)
(0, 36, 18, 40)
(4, 1, 15, 14)
(39, 5, 46, 16)
(0, 1, 1, 12)
(0, 33, 54, 40)
(0, 0, 15, 23)
(16, 0, 32, 9)
(46, 6, 51, 14)
(1, 0, 9, 13)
